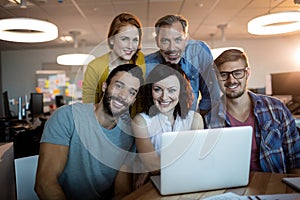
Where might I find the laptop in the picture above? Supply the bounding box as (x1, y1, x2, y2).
(151, 126, 253, 195)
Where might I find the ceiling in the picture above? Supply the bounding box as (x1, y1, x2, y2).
(0, 0, 300, 51)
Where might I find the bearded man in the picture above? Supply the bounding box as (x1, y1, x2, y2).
(213, 49, 300, 174)
(35, 64, 144, 200)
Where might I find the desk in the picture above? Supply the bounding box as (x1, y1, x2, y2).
(122, 172, 300, 200)
(0, 118, 45, 158)
(0, 143, 16, 200)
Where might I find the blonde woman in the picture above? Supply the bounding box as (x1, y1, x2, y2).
(82, 13, 145, 105)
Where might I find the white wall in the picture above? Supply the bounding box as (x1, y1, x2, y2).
(1, 35, 300, 106)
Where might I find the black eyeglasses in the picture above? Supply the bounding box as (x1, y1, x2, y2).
(218, 67, 249, 81)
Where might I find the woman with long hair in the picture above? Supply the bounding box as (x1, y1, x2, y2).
(132, 63, 203, 187)
(82, 13, 145, 104)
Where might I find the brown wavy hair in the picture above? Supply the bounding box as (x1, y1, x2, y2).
(140, 63, 194, 119)
(107, 13, 143, 64)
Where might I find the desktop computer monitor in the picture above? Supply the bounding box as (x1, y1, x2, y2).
(29, 93, 44, 120)
(270, 71, 300, 114)
(2, 91, 12, 118)
(55, 95, 64, 108)
(271, 71, 300, 97)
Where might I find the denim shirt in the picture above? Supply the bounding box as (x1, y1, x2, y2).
(145, 39, 223, 121)
(222, 91, 300, 173)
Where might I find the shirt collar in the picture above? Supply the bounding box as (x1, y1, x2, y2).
(247, 90, 262, 109)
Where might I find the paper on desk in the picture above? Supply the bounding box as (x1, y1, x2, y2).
(203, 192, 300, 200)
(203, 192, 248, 200)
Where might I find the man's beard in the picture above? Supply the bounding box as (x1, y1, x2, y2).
(225, 82, 247, 99)
(102, 90, 129, 117)
(161, 50, 182, 64)
(226, 90, 245, 99)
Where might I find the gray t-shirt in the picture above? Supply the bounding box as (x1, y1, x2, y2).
(40, 103, 134, 199)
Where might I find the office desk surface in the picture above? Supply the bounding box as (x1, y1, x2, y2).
(122, 172, 300, 200)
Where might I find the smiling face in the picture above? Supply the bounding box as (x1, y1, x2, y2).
(110, 24, 140, 61)
(156, 22, 187, 64)
(218, 59, 249, 99)
(102, 71, 140, 117)
(152, 75, 180, 115)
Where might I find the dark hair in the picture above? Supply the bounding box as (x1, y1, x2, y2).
(107, 13, 143, 64)
(214, 49, 249, 68)
(140, 63, 193, 119)
(155, 14, 188, 35)
(106, 64, 144, 87)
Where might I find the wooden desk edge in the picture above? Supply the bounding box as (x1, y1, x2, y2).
(122, 172, 300, 200)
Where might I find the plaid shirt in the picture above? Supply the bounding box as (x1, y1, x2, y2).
(224, 91, 300, 173)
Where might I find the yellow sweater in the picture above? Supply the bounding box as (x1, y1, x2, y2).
(82, 51, 146, 103)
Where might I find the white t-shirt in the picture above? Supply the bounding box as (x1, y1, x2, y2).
(139, 110, 195, 154)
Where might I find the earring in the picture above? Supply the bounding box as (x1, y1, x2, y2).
(109, 39, 114, 47)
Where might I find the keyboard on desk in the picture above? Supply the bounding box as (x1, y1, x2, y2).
(248, 193, 300, 200)
(0, 118, 28, 126)
(203, 193, 300, 200)
(0, 118, 30, 142)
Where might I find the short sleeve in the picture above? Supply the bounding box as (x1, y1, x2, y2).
(40, 105, 74, 146)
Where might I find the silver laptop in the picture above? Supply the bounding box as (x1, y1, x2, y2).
(151, 126, 253, 195)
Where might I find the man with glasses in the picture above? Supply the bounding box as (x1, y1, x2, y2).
(213, 48, 300, 174)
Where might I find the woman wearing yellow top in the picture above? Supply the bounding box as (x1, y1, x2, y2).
(82, 13, 146, 104)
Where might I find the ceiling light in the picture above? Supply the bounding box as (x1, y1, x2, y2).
(217, 24, 227, 42)
(60, 35, 73, 42)
(57, 54, 95, 66)
(20, 0, 26, 8)
(8, 0, 26, 7)
(248, 11, 300, 35)
(8, 0, 20, 3)
(0, 18, 58, 43)
(57, 31, 95, 66)
(211, 47, 244, 60)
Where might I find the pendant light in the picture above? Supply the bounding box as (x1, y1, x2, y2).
(57, 31, 95, 66)
(0, 18, 58, 43)
(210, 24, 244, 59)
(247, 0, 300, 35)
(0, 0, 58, 43)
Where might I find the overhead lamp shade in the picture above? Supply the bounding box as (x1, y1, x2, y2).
(211, 47, 244, 60)
(57, 53, 96, 66)
(0, 18, 58, 43)
(248, 11, 300, 35)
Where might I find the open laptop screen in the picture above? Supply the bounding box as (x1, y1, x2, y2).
(152, 126, 253, 195)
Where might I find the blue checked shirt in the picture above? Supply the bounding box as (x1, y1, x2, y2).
(224, 91, 300, 173)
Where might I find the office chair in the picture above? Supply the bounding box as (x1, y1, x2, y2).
(14, 155, 39, 200)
